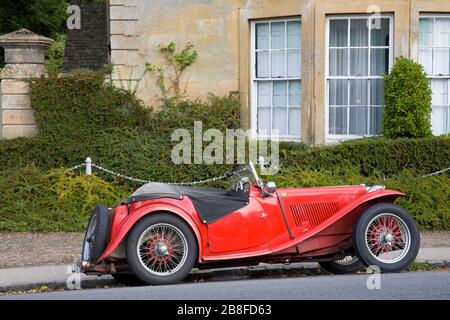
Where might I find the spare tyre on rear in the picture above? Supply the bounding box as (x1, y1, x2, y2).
(82, 205, 110, 264)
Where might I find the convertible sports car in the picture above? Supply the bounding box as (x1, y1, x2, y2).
(81, 162, 420, 286)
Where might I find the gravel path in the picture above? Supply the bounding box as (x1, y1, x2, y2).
(0, 231, 448, 269)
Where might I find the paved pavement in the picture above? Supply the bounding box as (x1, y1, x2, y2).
(3, 271, 449, 300)
(0, 247, 449, 293)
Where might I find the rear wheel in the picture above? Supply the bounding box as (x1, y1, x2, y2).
(353, 203, 420, 273)
(126, 214, 198, 286)
(319, 256, 366, 274)
(82, 205, 109, 264)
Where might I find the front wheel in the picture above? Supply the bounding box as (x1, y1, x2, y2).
(126, 214, 198, 285)
(319, 256, 366, 274)
(353, 203, 420, 273)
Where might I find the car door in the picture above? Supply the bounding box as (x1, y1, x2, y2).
(206, 188, 286, 253)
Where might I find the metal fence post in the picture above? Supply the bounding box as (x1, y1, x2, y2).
(85, 157, 92, 175)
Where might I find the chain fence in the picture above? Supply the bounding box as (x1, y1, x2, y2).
(68, 158, 231, 186)
(68, 157, 450, 186)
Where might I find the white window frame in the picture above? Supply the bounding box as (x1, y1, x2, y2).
(325, 14, 394, 143)
(419, 13, 450, 135)
(250, 18, 302, 142)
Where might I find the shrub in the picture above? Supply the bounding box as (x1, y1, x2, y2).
(0, 166, 447, 232)
(0, 166, 132, 232)
(30, 69, 152, 139)
(0, 71, 241, 183)
(383, 56, 432, 138)
(280, 136, 450, 177)
(44, 33, 66, 74)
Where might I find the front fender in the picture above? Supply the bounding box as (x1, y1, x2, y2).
(98, 200, 203, 263)
(291, 189, 406, 253)
(266, 189, 406, 256)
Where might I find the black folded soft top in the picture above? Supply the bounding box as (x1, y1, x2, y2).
(122, 183, 249, 224)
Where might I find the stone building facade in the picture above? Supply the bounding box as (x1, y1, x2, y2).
(108, 0, 450, 145)
(2, 1, 449, 144)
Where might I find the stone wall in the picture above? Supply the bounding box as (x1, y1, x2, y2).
(63, 0, 110, 71)
(0, 29, 52, 139)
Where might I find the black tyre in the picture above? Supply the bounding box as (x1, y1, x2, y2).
(82, 205, 109, 264)
(319, 256, 366, 274)
(126, 214, 198, 286)
(112, 273, 146, 287)
(353, 203, 420, 273)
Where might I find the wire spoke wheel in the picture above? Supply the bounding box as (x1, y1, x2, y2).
(137, 223, 188, 276)
(365, 213, 411, 264)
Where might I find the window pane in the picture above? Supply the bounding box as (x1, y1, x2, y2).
(289, 108, 301, 136)
(287, 21, 301, 49)
(431, 79, 448, 105)
(257, 82, 271, 108)
(371, 18, 390, 46)
(329, 107, 347, 134)
(350, 48, 368, 76)
(330, 19, 348, 47)
(271, 22, 285, 50)
(433, 48, 450, 76)
(350, 19, 368, 47)
(289, 81, 301, 106)
(370, 79, 385, 106)
(271, 51, 286, 77)
(349, 106, 368, 135)
(256, 51, 270, 78)
(370, 107, 384, 135)
(287, 49, 301, 77)
(256, 23, 270, 50)
(258, 108, 271, 134)
(273, 107, 287, 135)
(329, 48, 348, 76)
(329, 80, 348, 105)
(273, 81, 287, 107)
(420, 48, 433, 75)
(350, 79, 368, 105)
(432, 106, 449, 135)
(370, 48, 389, 76)
(419, 18, 434, 47)
(435, 18, 450, 47)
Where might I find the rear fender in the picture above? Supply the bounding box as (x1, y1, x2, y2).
(98, 202, 203, 262)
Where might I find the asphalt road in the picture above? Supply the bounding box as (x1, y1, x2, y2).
(3, 271, 449, 300)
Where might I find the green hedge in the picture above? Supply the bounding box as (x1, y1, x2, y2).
(279, 136, 450, 177)
(0, 70, 448, 231)
(0, 166, 131, 232)
(0, 166, 447, 232)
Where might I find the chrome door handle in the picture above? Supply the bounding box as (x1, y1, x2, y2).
(260, 213, 268, 219)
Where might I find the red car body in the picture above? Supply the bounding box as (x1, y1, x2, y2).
(96, 184, 404, 269)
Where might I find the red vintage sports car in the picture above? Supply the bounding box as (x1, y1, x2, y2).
(81, 162, 420, 286)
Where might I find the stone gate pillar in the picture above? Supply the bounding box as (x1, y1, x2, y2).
(0, 29, 53, 139)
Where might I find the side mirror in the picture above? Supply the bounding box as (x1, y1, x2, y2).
(266, 181, 277, 194)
